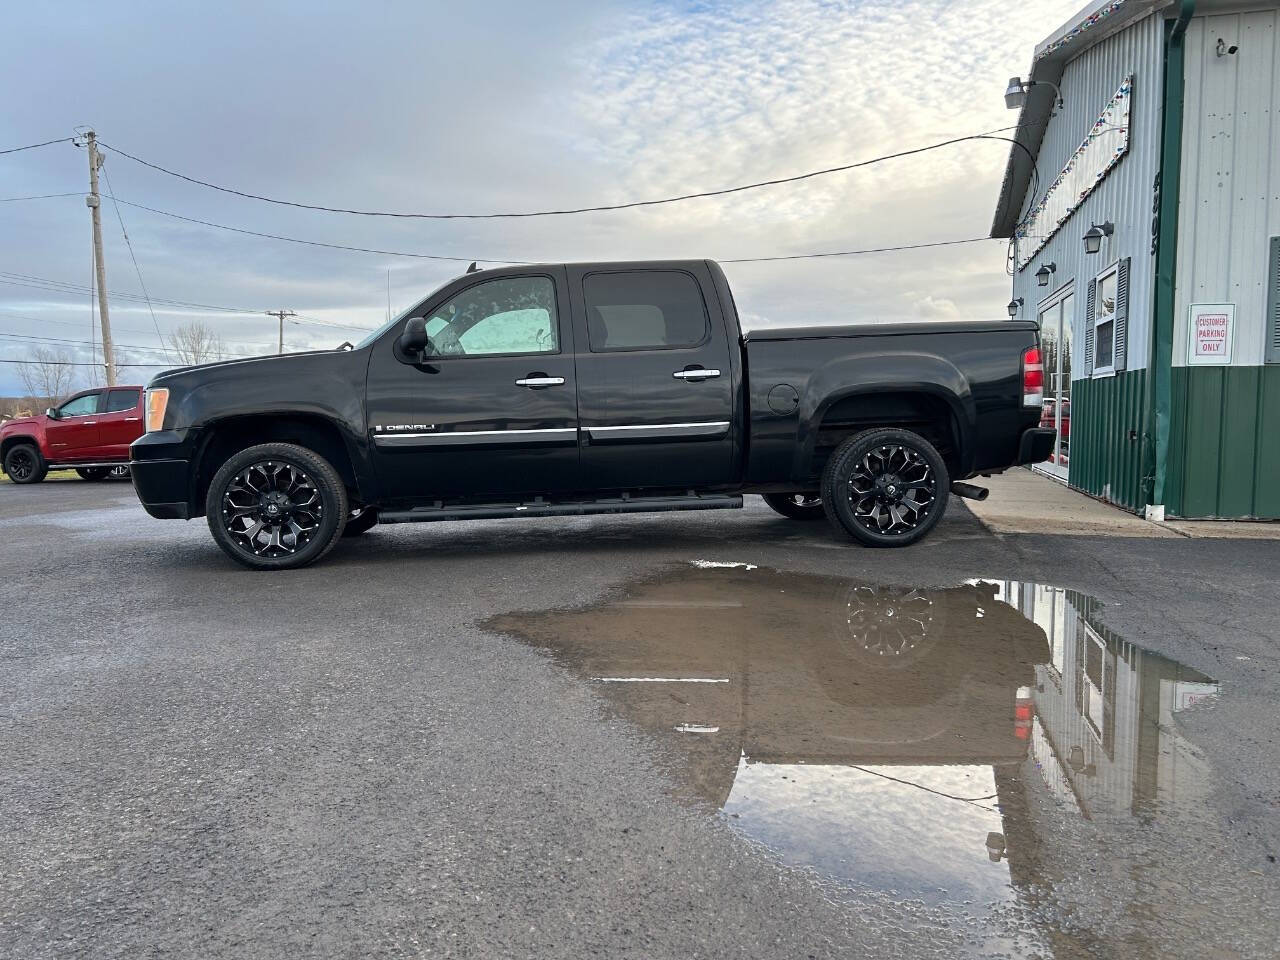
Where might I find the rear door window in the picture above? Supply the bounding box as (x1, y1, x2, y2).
(584, 271, 709, 351)
(106, 389, 139, 413)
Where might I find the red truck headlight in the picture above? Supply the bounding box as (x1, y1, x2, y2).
(1022, 346, 1044, 408)
(145, 388, 169, 432)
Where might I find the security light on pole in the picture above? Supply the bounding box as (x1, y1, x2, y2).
(1004, 76, 1064, 113)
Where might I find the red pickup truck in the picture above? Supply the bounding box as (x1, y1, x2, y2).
(0, 385, 145, 483)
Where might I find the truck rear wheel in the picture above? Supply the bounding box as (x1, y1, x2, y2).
(762, 493, 825, 521)
(4, 443, 47, 484)
(205, 442, 348, 570)
(821, 428, 949, 548)
(76, 467, 109, 481)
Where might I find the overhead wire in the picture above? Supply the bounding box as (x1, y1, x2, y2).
(97, 128, 1037, 221)
(101, 164, 173, 359)
(0, 137, 75, 157)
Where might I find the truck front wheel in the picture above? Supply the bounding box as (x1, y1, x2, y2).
(820, 428, 949, 547)
(4, 443, 47, 484)
(205, 442, 348, 570)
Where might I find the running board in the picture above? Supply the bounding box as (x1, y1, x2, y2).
(379, 492, 743, 524)
(47, 461, 129, 470)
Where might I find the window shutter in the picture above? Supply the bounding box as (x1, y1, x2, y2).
(1084, 279, 1097, 376)
(1267, 236, 1280, 364)
(1114, 258, 1130, 370)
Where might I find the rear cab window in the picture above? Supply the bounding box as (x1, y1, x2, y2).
(106, 389, 140, 413)
(584, 271, 709, 351)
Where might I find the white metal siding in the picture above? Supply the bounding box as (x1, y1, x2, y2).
(1012, 13, 1167, 375)
(1174, 9, 1280, 366)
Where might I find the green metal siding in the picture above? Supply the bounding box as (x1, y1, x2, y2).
(1069, 368, 1148, 512)
(1167, 366, 1280, 519)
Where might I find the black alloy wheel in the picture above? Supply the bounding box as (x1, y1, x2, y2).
(77, 467, 110, 481)
(206, 442, 347, 570)
(821, 428, 949, 547)
(762, 492, 825, 521)
(835, 585, 941, 668)
(107, 465, 131, 480)
(4, 443, 47, 484)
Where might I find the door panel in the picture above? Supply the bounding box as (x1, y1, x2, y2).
(366, 270, 580, 503)
(44, 391, 103, 461)
(95, 388, 143, 458)
(569, 265, 736, 490)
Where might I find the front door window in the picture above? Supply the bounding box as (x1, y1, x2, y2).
(423, 277, 558, 358)
(57, 393, 100, 417)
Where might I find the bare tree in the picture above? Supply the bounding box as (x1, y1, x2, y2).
(17, 347, 78, 408)
(168, 320, 225, 365)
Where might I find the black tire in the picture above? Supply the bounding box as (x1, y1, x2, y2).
(821, 428, 949, 548)
(762, 492, 825, 521)
(342, 507, 379, 537)
(76, 467, 110, 481)
(205, 442, 348, 570)
(4, 443, 47, 484)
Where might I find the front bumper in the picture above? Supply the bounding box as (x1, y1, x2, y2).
(1017, 427, 1056, 465)
(130, 431, 192, 519)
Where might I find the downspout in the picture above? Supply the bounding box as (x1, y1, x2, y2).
(1145, 0, 1194, 512)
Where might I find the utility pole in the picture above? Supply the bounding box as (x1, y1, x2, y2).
(265, 310, 296, 354)
(85, 130, 116, 386)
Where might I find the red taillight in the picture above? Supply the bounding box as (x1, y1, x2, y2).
(1022, 346, 1044, 407)
(1014, 691, 1034, 740)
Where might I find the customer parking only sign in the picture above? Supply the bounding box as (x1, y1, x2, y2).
(1187, 303, 1234, 365)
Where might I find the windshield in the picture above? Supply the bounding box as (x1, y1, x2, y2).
(353, 277, 454, 349)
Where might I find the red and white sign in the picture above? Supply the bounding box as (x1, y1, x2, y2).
(1187, 303, 1234, 365)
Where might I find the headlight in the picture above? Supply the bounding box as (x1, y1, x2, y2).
(145, 388, 169, 432)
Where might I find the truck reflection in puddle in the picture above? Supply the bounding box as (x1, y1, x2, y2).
(487, 566, 1218, 912)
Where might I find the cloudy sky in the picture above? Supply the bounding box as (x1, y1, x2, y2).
(0, 0, 1083, 395)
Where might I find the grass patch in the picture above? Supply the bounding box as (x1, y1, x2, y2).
(0, 469, 79, 485)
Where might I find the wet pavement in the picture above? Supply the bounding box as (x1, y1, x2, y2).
(489, 566, 1227, 955)
(2, 483, 1278, 959)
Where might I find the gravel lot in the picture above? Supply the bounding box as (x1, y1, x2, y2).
(2, 481, 1277, 959)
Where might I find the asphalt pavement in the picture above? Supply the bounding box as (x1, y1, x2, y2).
(2, 479, 1278, 959)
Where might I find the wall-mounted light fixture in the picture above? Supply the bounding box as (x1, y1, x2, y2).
(1035, 263, 1057, 288)
(1007, 297, 1024, 318)
(1215, 38, 1239, 57)
(1083, 221, 1114, 255)
(1004, 76, 1065, 112)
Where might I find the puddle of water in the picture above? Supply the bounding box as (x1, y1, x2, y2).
(487, 566, 1219, 920)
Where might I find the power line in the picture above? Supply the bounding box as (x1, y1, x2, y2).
(0, 272, 375, 330)
(107, 194, 992, 267)
(0, 357, 169, 367)
(101, 164, 172, 360)
(0, 137, 75, 157)
(99, 129, 1032, 221)
(0, 330, 268, 360)
(723, 237, 991, 264)
(0, 192, 83, 202)
(107, 195, 512, 264)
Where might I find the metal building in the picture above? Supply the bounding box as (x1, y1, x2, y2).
(992, 0, 1280, 518)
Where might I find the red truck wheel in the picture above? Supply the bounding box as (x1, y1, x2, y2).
(3, 443, 48, 484)
(762, 493, 825, 521)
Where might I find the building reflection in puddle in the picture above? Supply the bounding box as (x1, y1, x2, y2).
(486, 566, 1218, 912)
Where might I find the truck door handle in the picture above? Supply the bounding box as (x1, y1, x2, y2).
(515, 376, 565, 388)
(672, 368, 721, 381)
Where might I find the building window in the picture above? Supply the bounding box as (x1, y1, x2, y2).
(1092, 262, 1119, 376)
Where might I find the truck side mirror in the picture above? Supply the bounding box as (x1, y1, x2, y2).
(45, 407, 61, 420)
(397, 316, 429, 357)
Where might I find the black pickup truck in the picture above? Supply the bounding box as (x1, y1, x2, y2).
(130, 260, 1053, 569)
